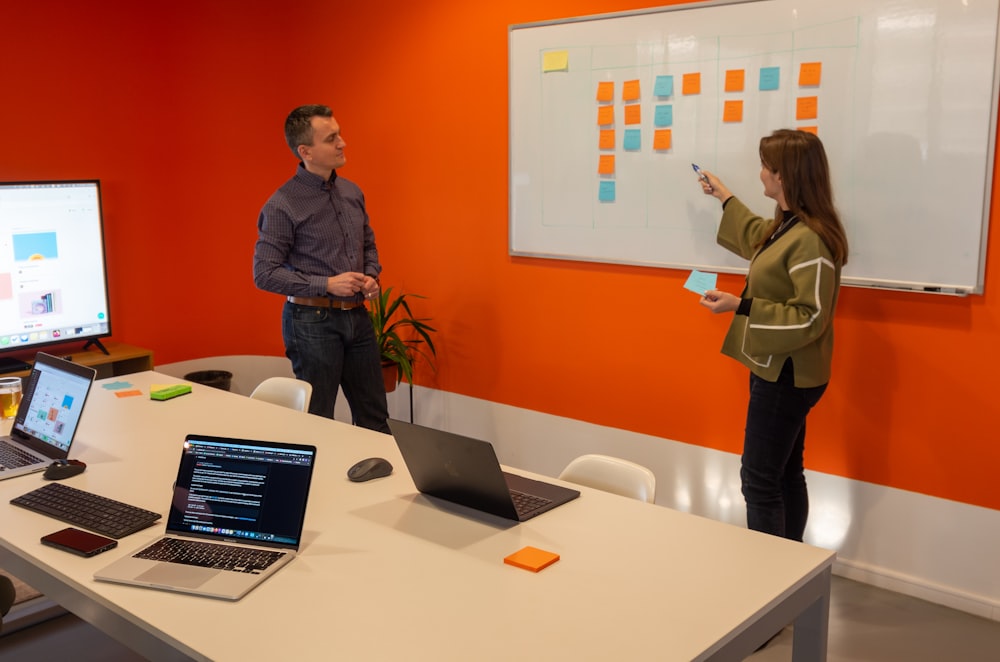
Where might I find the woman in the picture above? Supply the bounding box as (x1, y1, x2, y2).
(696, 129, 849, 541)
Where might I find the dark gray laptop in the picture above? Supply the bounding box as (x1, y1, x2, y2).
(0, 352, 96, 480)
(388, 419, 579, 521)
(95, 434, 317, 600)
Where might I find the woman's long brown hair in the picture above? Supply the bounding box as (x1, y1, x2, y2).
(757, 129, 849, 265)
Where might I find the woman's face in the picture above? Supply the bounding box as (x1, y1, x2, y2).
(759, 161, 787, 208)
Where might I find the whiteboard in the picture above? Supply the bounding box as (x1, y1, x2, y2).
(509, 0, 1000, 293)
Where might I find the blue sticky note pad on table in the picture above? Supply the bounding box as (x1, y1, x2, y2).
(684, 269, 718, 295)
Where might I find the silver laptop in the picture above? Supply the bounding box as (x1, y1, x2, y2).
(95, 434, 317, 601)
(0, 352, 96, 480)
(388, 419, 580, 522)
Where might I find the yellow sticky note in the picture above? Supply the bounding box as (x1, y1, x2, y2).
(622, 79, 641, 101)
(624, 104, 641, 125)
(723, 100, 744, 123)
(796, 96, 818, 120)
(653, 128, 672, 151)
(799, 62, 822, 87)
(543, 50, 569, 73)
(598, 154, 615, 175)
(682, 72, 701, 95)
(724, 69, 745, 92)
(599, 129, 616, 150)
(596, 81, 614, 102)
(597, 105, 614, 126)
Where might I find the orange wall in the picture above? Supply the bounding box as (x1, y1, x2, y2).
(3, 0, 998, 511)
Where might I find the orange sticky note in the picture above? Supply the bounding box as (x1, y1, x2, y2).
(682, 72, 701, 95)
(622, 79, 641, 101)
(504, 546, 560, 572)
(596, 81, 614, 102)
(598, 154, 615, 175)
(599, 129, 615, 150)
(653, 129, 672, 150)
(796, 96, 818, 120)
(115, 389, 144, 398)
(798, 125, 818, 135)
(724, 69, 745, 92)
(799, 62, 822, 87)
(597, 105, 614, 126)
(624, 104, 641, 125)
(723, 100, 744, 123)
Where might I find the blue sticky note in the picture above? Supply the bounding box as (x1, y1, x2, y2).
(683, 269, 718, 295)
(654, 104, 673, 127)
(654, 75, 674, 97)
(759, 67, 780, 91)
(598, 181, 616, 202)
(623, 129, 641, 151)
(102, 380, 134, 391)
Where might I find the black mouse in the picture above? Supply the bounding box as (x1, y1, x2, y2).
(43, 459, 87, 481)
(347, 457, 393, 482)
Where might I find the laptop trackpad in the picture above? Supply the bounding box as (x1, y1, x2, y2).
(137, 563, 219, 589)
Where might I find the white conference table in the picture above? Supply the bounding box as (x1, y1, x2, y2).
(0, 371, 834, 661)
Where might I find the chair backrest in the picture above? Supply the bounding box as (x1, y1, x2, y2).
(249, 377, 313, 413)
(558, 454, 656, 503)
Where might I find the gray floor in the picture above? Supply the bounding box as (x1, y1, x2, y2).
(2, 576, 1000, 660)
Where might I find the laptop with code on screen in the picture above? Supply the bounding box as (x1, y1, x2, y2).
(0, 352, 96, 481)
(94, 434, 316, 600)
(388, 419, 580, 522)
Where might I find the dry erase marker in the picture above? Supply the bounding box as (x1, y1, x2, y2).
(692, 163, 712, 191)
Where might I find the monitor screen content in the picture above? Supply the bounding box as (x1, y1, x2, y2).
(0, 181, 111, 363)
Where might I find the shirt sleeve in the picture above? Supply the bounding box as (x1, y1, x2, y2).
(716, 197, 773, 260)
(253, 199, 329, 297)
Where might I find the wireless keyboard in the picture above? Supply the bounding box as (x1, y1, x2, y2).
(11, 482, 162, 539)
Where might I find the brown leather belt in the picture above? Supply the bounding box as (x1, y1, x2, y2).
(287, 296, 364, 310)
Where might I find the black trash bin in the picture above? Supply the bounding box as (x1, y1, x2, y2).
(183, 370, 233, 391)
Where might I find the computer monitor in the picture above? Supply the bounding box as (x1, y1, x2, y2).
(0, 180, 112, 371)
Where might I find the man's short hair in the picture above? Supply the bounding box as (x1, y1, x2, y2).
(285, 105, 333, 158)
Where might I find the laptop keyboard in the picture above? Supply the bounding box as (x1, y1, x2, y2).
(10, 482, 162, 539)
(0, 440, 38, 469)
(135, 537, 286, 574)
(510, 489, 552, 517)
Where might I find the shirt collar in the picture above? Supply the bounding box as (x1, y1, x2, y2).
(294, 162, 338, 189)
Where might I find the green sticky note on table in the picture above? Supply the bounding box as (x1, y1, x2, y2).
(684, 269, 717, 295)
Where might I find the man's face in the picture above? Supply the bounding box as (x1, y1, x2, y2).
(299, 116, 347, 172)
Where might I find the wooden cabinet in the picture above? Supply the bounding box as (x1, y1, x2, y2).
(0, 342, 153, 380)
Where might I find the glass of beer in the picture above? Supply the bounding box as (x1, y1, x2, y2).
(0, 377, 22, 420)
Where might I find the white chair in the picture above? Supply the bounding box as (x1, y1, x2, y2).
(249, 377, 313, 413)
(558, 454, 656, 503)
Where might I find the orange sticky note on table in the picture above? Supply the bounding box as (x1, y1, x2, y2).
(622, 79, 641, 101)
(504, 546, 560, 572)
(796, 96, 818, 120)
(624, 104, 641, 125)
(682, 72, 701, 95)
(799, 62, 822, 86)
(723, 100, 744, 123)
(653, 128, 672, 150)
(114, 389, 144, 398)
(597, 105, 614, 126)
(724, 69, 745, 92)
(596, 81, 614, 102)
(598, 129, 615, 150)
(598, 154, 615, 175)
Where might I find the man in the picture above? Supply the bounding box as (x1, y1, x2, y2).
(253, 104, 389, 432)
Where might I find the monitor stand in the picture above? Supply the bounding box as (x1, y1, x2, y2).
(83, 338, 110, 356)
(0, 357, 32, 374)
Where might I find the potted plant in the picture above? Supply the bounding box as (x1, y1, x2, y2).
(368, 286, 437, 392)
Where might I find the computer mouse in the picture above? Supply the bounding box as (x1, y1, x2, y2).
(347, 457, 393, 482)
(43, 459, 87, 481)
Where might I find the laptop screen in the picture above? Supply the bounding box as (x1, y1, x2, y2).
(13, 352, 95, 454)
(166, 436, 317, 549)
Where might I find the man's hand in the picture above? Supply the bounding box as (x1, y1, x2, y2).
(326, 272, 367, 297)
